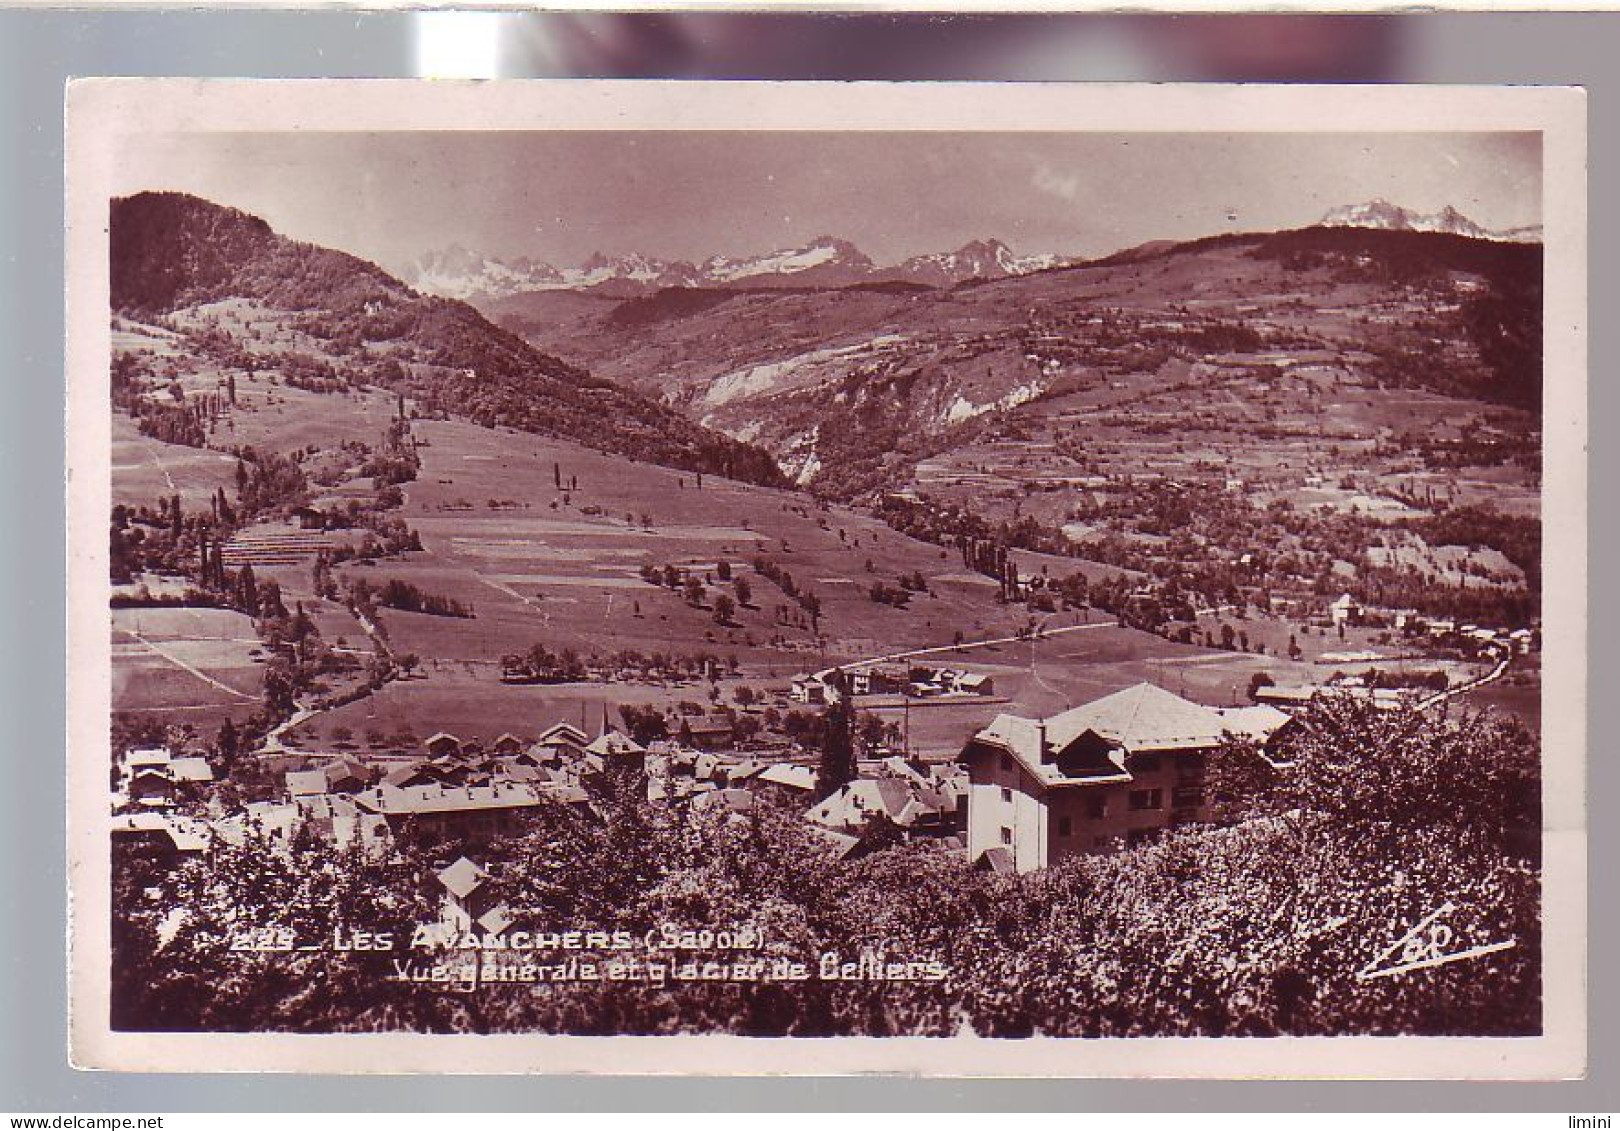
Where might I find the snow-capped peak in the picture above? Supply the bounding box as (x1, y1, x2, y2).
(701, 236, 874, 283)
(1319, 200, 1536, 243)
(406, 233, 1078, 300)
(896, 238, 1069, 285)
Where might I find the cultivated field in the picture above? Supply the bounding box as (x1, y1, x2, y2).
(110, 605, 264, 720)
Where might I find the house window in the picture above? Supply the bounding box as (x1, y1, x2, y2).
(1129, 788, 1164, 812)
(1087, 795, 1107, 820)
(1000, 787, 1013, 804)
(1172, 785, 1204, 809)
(1058, 816, 1073, 837)
(1000, 754, 1013, 773)
(1000, 827, 1013, 846)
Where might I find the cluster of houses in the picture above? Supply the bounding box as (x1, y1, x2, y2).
(790, 664, 995, 705)
(110, 718, 971, 865)
(115, 680, 1312, 880)
(1324, 593, 1535, 654)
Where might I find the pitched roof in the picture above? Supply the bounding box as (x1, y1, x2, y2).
(125, 747, 173, 769)
(437, 856, 486, 900)
(167, 756, 215, 782)
(757, 763, 817, 791)
(808, 777, 950, 831)
(110, 812, 210, 852)
(285, 769, 329, 798)
(535, 722, 589, 746)
(1046, 682, 1228, 753)
(693, 788, 756, 814)
(1211, 704, 1294, 743)
(976, 846, 1016, 874)
(806, 824, 861, 858)
(969, 683, 1227, 791)
(882, 756, 928, 785)
(322, 757, 373, 785)
(693, 752, 725, 780)
(355, 781, 582, 816)
(586, 730, 645, 758)
(383, 761, 435, 787)
(723, 758, 771, 783)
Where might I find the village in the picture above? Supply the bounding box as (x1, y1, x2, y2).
(111, 601, 1517, 887)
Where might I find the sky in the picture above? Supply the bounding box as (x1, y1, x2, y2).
(109, 130, 1542, 275)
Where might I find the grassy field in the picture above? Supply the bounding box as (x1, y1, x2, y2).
(371, 418, 1049, 671)
(111, 413, 240, 510)
(110, 605, 264, 719)
(254, 415, 1311, 755)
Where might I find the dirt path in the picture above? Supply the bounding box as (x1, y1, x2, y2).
(1416, 650, 1511, 710)
(257, 700, 318, 755)
(139, 438, 178, 491)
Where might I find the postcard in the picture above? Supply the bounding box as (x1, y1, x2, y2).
(65, 78, 1585, 1077)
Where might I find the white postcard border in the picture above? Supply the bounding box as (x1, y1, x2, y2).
(65, 79, 1587, 1078)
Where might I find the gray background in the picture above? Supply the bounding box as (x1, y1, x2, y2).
(0, 10, 1612, 1112)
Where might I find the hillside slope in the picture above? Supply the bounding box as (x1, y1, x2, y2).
(110, 192, 786, 486)
(485, 225, 1541, 499)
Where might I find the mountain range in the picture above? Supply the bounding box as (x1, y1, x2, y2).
(408, 200, 1538, 303)
(405, 235, 1074, 301)
(1319, 199, 1542, 244)
(110, 192, 1541, 506)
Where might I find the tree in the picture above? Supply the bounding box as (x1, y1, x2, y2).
(712, 594, 736, 625)
(733, 576, 752, 607)
(396, 653, 421, 679)
(856, 713, 887, 754)
(803, 592, 822, 634)
(620, 704, 669, 746)
(816, 671, 856, 799)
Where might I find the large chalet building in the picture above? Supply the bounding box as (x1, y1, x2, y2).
(960, 682, 1289, 872)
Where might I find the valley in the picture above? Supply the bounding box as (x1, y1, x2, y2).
(107, 194, 1542, 774)
(89, 106, 1553, 1043)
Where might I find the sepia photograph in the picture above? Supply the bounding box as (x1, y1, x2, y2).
(64, 79, 1586, 1077)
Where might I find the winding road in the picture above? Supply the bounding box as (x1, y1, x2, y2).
(1415, 649, 1512, 711)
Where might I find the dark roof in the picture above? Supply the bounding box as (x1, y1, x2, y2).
(977, 847, 1016, 874)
